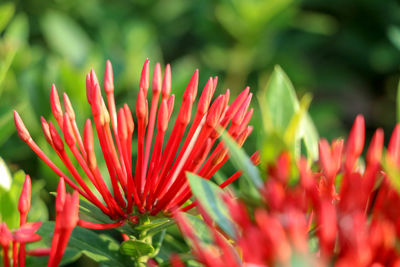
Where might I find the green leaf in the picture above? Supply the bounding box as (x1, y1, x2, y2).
(284, 93, 312, 150)
(220, 130, 263, 189)
(28, 179, 49, 222)
(79, 198, 115, 224)
(283, 93, 319, 160)
(40, 11, 91, 65)
(0, 169, 25, 228)
(383, 153, 400, 194)
(120, 240, 155, 258)
(301, 113, 319, 161)
(258, 66, 319, 161)
(27, 248, 82, 266)
(183, 214, 213, 245)
(186, 172, 235, 238)
(0, 2, 15, 33)
(134, 218, 172, 232)
(38, 222, 131, 266)
(260, 65, 299, 134)
(151, 229, 166, 257)
(78, 199, 136, 236)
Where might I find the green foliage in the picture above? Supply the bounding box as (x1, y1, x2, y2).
(120, 240, 155, 258)
(41, 11, 91, 66)
(383, 153, 400, 194)
(220, 130, 263, 197)
(259, 66, 319, 162)
(0, 160, 22, 228)
(0, 3, 14, 33)
(1, 0, 400, 265)
(38, 222, 131, 266)
(186, 172, 235, 238)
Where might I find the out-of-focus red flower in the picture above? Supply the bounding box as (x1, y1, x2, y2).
(174, 115, 400, 267)
(14, 59, 253, 224)
(0, 176, 82, 267)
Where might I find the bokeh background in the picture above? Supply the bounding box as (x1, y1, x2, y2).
(1, 0, 400, 264)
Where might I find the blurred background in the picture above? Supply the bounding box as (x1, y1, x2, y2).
(1, 0, 400, 258)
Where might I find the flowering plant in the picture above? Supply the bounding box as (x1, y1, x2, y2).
(2, 60, 400, 267)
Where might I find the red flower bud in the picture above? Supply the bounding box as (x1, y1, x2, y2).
(18, 175, 32, 216)
(104, 60, 114, 94)
(14, 110, 31, 142)
(140, 58, 150, 96)
(162, 64, 171, 99)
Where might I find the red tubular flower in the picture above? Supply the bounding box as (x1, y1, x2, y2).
(1, 176, 82, 267)
(17, 174, 31, 267)
(0, 223, 13, 267)
(48, 179, 80, 267)
(14, 59, 253, 222)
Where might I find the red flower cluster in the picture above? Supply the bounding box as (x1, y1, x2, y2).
(175, 115, 400, 267)
(14, 60, 253, 221)
(0, 176, 79, 267)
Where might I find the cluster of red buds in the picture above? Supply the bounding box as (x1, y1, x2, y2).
(13, 59, 253, 223)
(174, 115, 400, 267)
(0, 176, 79, 267)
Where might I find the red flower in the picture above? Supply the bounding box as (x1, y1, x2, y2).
(0, 223, 13, 267)
(47, 178, 80, 267)
(1, 175, 83, 267)
(14, 59, 253, 221)
(174, 115, 400, 267)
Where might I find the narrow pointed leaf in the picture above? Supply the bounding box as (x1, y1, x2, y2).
(186, 172, 235, 238)
(220, 130, 263, 189)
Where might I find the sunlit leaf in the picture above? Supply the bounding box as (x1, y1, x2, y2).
(259, 66, 319, 161)
(384, 153, 400, 194)
(261, 65, 299, 134)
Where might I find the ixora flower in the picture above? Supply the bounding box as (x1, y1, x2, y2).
(174, 116, 400, 267)
(0, 175, 79, 267)
(14, 59, 253, 222)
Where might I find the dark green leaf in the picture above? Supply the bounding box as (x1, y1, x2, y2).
(79, 198, 115, 224)
(151, 229, 166, 257)
(183, 214, 213, 245)
(186, 172, 235, 238)
(220, 130, 263, 189)
(38, 222, 131, 266)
